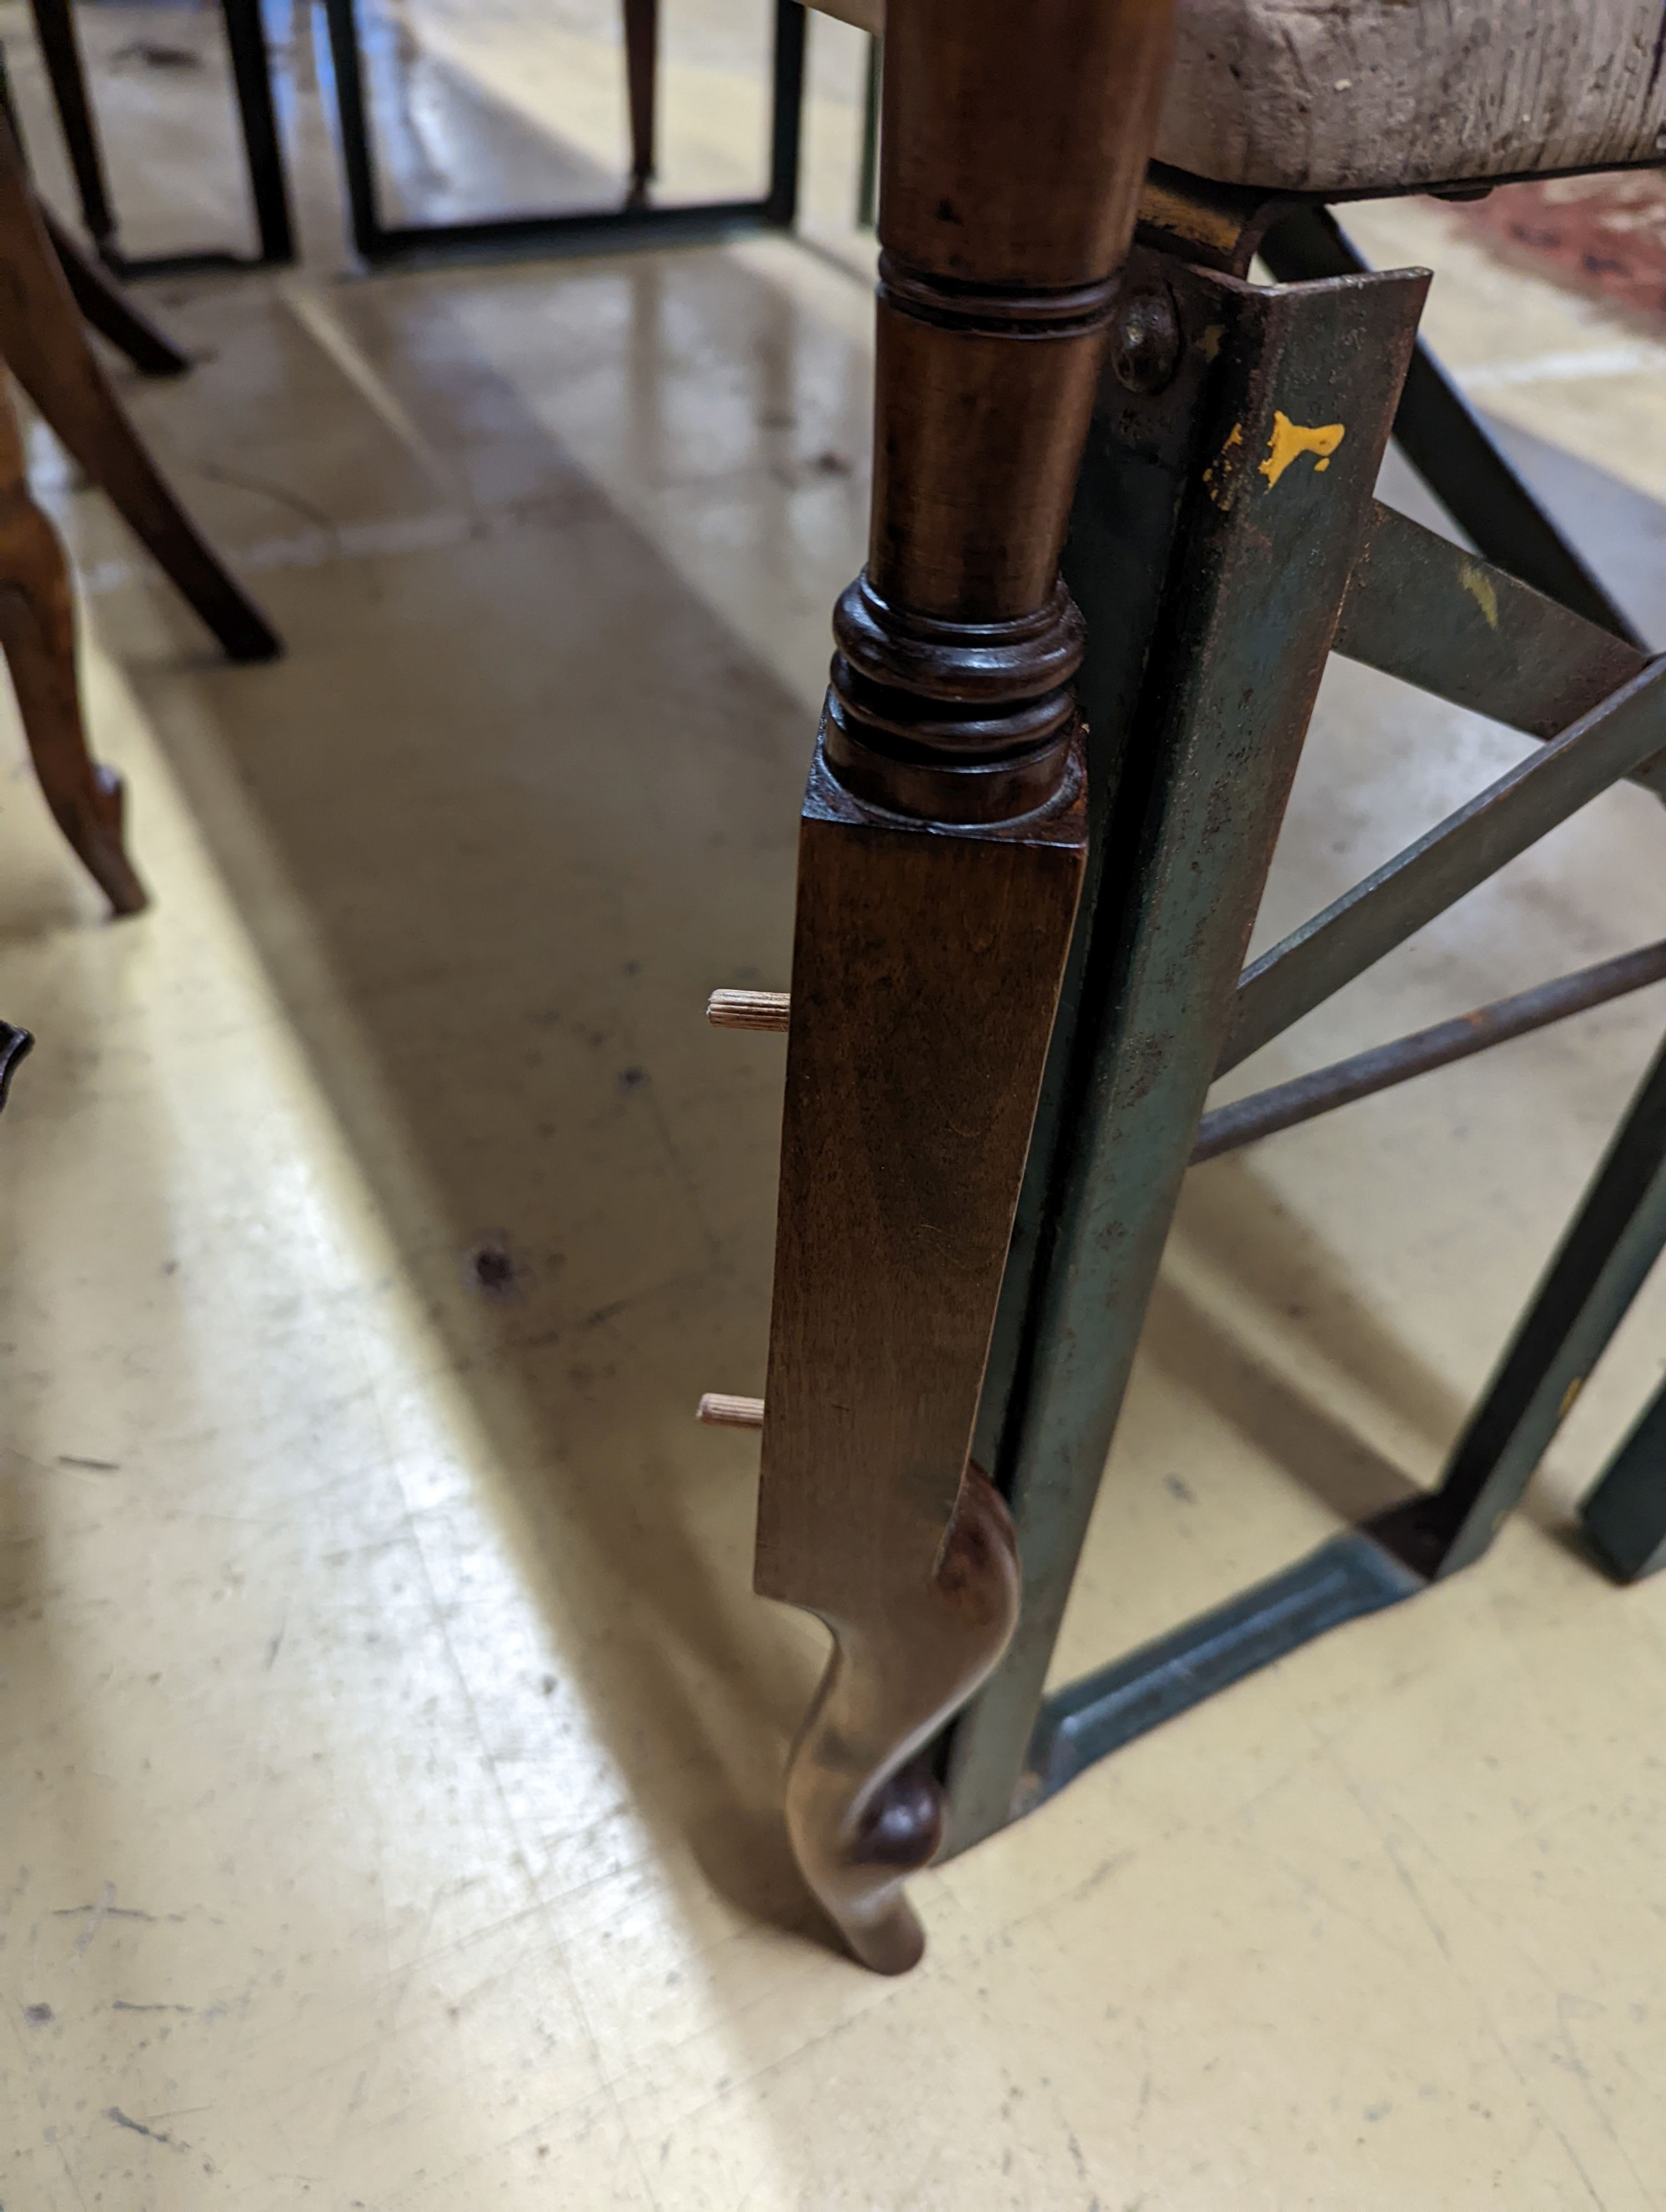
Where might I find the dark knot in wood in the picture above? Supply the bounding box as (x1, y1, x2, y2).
(877, 252, 1122, 341)
(825, 572, 1086, 823)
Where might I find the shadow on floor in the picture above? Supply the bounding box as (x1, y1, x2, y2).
(87, 248, 1666, 1959)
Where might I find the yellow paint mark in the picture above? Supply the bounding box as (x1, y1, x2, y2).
(1259, 411, 1346, 489)
(1205, 421, 1245, 508)
(1201, 323, 1225, 362)
(1459, 560, 1500, 630)
(1559, 1375, 1585, 1421)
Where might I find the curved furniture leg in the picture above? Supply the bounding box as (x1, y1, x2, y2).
(42, 207, 190, 378)
(0, 112, 279, 662)
(751, 0, 1176, 1970)
(0, 376, 145, 914)
(623, 0, 659, 208)
(787, 1465, 1018, 1973)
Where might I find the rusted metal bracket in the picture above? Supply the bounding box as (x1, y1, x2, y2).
(941, 252, 1429, 1853)
(1261, 205, 1643, 647)
(941, 183, 1666, 1853)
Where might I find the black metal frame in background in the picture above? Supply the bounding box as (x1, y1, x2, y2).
(24, 0, 293, 276)
(319, 0, 806, 268)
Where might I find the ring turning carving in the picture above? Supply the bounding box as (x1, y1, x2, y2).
(875, 254, 1125, 340)
(785, 1463, 1019, 1973)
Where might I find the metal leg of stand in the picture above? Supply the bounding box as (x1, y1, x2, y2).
(940, 248, 1429, 1854)
(1582, 1375, 1666, 1583)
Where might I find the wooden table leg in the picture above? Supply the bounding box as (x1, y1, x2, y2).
(0, 372, 145, 914)
(747, 0, 1175, 1972)
(622, 0, 658, 208)
(0, 112, 279, 663)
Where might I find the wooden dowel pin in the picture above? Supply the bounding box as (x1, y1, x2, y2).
(697, 1392, 765, 1428)
(707, 989, 790, 1032)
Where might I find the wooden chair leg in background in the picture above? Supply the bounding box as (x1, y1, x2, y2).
(709, 0, 1176, 1972)
(41, 207, 190, 379)
(622, 0, 658, 209)
(0, 374, 144, 915)
(0, 113, 278, 662)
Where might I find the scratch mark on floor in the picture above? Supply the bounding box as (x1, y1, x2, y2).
(106, 2106, 189, 2153)
(55, 1888, 185, 1950)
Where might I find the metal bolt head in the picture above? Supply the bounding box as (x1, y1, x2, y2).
(1110, 287, 1181, 396)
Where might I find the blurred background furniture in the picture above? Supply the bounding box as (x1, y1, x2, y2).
(0, 359, 144, 913)
(319, 0, 805, 265)
(0, 107, 278, 666)
(21, 0, 292, 274)
(0, 81, 280, 910)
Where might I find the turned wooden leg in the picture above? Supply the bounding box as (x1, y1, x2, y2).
(622, 0, 658, 208)
(0, 112, 279, 662)
(0, 374, 145, 914)
(742, 0, 1176, 1972)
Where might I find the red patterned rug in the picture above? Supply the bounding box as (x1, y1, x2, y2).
(1447, 172, 1666, 330)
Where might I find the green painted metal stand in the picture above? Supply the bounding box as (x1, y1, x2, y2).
(1582, 1375, 1666, 1582)
(937, 190, 1666, 1857)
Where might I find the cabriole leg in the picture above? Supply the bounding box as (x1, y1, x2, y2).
(0, 373, 145, 914)
(752, 0, 1176, 1972)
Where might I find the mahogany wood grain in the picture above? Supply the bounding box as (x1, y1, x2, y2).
(755, 0, 1176, 1970)
(0, 371, 144, 913)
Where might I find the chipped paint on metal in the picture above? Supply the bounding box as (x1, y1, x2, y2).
(1459, 559, 1501, 630)
(1201, 420, 1244, 508)
(1259, 410, 1345, 489)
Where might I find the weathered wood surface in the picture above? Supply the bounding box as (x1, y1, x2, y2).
(1161, 0, 1666, 190)
(802, 0, 1666, 190)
